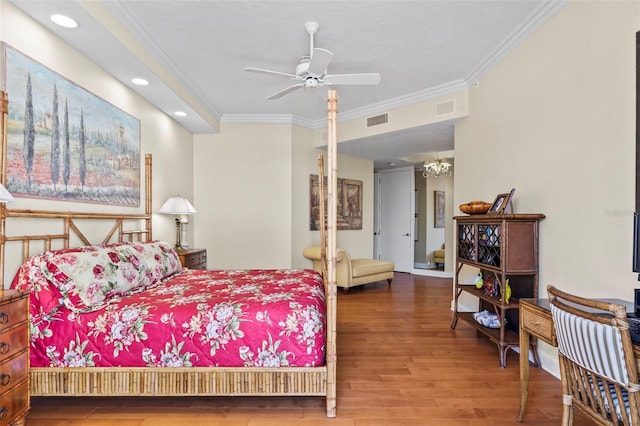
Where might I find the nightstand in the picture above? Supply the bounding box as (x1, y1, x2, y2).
(0, 290, 29, 426)
(177, 248, 207, 270)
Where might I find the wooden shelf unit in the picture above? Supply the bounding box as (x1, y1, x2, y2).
(451, 213, 544, 367)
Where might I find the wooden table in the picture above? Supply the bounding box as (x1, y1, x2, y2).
(518, 297, 638, 422)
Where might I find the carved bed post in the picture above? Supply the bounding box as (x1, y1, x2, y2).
(325, 89, 338, 417)
(0, 91, 8, 289)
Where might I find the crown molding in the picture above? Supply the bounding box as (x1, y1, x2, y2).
(104, 1, 221, 119)
(465, 0, 568, 85)
(220, 114, 316, 128)
(223, 79, 469, 130)
(336, 79, 469, 124)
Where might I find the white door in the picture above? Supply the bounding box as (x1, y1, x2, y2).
(378, 168, 414, 272)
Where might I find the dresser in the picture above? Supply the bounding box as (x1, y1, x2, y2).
(177, 248, 207, 270)
(0, 290, 29, 426)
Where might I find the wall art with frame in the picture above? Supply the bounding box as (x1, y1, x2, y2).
(1, 43, 141, 206)
(434, 190, 445, 228)
(310, 174, 362, 230)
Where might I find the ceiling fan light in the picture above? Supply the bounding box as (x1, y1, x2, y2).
(245, 21, 381, 100)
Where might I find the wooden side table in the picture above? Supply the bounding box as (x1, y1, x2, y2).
(0, 290, 30, 425)
(177, 248, 207, 270)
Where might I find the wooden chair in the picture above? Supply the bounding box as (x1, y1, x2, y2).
(547, 285, 640, 425)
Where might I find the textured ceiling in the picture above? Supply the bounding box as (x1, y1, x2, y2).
(8, 0, 565, 169)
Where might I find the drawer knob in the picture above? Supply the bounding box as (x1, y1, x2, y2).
(0, 313, 9, 324)
(0, 343, 9, 354)
(0, 407, 8, 419)
(0, 374, 10, 386)
(529, 320, 540, 325)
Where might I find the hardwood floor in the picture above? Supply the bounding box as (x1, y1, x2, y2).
(27, 273, 591, 425)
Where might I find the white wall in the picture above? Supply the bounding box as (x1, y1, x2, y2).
(0, 1, 195, 284)
(193, 123, 293, 269)
(291, 124, 374, 268)
(455, 0, 640, 375)
(194, 121, 374, 270)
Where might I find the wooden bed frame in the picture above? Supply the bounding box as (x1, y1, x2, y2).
(0, 91, 339, 417)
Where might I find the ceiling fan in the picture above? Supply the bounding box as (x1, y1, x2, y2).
(244, 21, 381, 100)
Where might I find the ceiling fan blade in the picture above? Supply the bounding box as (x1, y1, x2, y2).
(267, 83, 305, 100)
(323, 73, 381, 85)
(244, 67, 299, 79)
(308, 48, 333, 75)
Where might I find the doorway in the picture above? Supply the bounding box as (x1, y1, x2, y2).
(374, 167, 414, 273)
(414, 171, 451, 271)
(374, 165, 454, 278)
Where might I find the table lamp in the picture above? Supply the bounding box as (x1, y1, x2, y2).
(159, 195, 196, 250)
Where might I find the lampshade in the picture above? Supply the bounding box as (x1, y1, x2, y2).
(0, 183, 14, 203)
(159, 196, 197, 215)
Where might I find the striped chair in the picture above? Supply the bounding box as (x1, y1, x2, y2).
(548, 285, 640, 425)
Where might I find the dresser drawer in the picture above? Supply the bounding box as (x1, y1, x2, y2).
(521, 304, 555, 345)
(0, 379, 29, 426)
(0, 351, 28, 393)
(0, 326, 27, 364)
(179, 249, 207, 270)
(0, 298, 26, 334)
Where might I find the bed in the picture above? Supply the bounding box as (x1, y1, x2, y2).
(0, 90, 339, 417)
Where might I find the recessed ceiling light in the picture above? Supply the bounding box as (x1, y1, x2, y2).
(50, 14, 78, 29)
(174, 111, 187, 117)
(131, 78, 149, 86)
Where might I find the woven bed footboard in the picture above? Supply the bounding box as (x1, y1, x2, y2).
(30, 366, 327, 396)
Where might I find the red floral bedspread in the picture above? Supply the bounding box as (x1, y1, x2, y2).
(23, 268, 326, 368)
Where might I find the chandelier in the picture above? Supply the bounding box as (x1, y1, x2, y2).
(423, 158, 452, 178)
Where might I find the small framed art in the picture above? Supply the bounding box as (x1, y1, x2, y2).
(487, 188, 515, 215)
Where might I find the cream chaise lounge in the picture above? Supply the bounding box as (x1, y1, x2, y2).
(303, 246, 394, 293)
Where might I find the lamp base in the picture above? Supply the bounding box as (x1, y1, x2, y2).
(173, 217, 189, 250)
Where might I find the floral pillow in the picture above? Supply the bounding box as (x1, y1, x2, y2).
(116, 241, 181, 284)
(42, 245, 149, 312)
(11, 245, 99, 315)
(11, 241, 180, 314)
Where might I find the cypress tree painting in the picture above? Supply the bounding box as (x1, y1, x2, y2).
(22, 71, 35, 192)
(63, 98, 70, 192)
(2, 44, 141, 206)
(50, 82, 60, 191)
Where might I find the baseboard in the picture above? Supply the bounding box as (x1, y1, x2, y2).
(452, 299, 560, 379)
(412, 268, 452, 278)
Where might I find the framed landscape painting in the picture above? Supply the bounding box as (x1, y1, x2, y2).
(1, 43, 141, 206)
(310, 174, 363, 230)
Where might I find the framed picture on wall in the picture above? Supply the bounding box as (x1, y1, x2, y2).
(434, 190, 445, 228)
(2, 43, 141, 206)
(309, 174, 363, 230)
